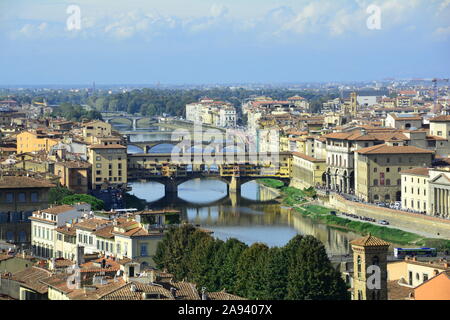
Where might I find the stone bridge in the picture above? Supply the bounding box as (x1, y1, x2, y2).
(128, 170, 290, 196)
(102, 114, 155, 130)
(128, 140, 247, 153)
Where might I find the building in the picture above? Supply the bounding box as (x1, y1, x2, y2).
(16, 130, 60, 154)
(30, 204, 91, 258)
(396, 96, 412, 108)
(82, 121, 112, 142)
(54, 161, 91, 194)
(88, 144, 127, 190)
(351, 234, 390, 300)
(0, 176, 55, 245)
(400, 168, 429, 213)
(385, 113, 422, 130)
(414, 271, 450, 300)
(323, 127, 409, 194)
(291, 152, 326, 189)
(185, 99, 236, 128)
(355, 144, 433, 203)
(388, 256, 450, 288)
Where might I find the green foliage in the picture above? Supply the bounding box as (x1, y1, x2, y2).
(48, 186, 74, 204)
(155, 224, 350, 300)
(259, 179, 285, 189)
(124, 192, 146, 211)
(60, 194, 104, 210)
(51, 102, 103, 122)
(235, 243, 269, 299)
(286, 236, 348, 300)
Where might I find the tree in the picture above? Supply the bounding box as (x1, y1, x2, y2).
(60, 194, 104, 210)
(286, 235, 349, 300)
(235, 243, 269, 299)
(217, 238, 247, 293)
(48, 186, 74, 204)
(261, 247, 288, 300)
(154, 224, 199, 281)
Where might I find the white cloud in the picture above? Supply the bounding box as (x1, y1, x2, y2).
(5, 0, 450, 43)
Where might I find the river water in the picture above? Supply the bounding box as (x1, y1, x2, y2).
(120, 124, 360, 255)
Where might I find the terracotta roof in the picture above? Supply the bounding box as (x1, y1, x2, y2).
(0, 176, 55, 189)
(400, 168, 430, 176)
(207, 291, 246, 300)
(356, 144, 434, 155)
(0, 254, 14, 262)
(350, 234, 391, 247)
(430, 115, 450, 122)
(89, 144, 126, 149)
(388, 281, 414, 300)
(55, 226, 76, 236)
(93, 225, 115, 239)
(101, 281, 175, 300)
(74, 218, 110, 231)
(56, 161, 91, 169)
(292, 152, 324, 163)
(12, 267, 52, 294)
(40, 205, 75, 215)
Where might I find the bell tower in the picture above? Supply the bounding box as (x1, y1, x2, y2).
(351, 234, 390, 300)
(350, 92, 358, 116)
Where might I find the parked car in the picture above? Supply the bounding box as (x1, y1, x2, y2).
(379, 220, 390, 225)
(330, 211, 337, 216)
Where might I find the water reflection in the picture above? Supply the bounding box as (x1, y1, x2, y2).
(129, 180, 359, 254)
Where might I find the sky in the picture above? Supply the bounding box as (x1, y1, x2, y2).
(0, 0, 449, 85)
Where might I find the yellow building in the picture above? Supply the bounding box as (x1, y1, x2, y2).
(291, 152, 326, 189)
(88, 144, 127, 190)
(355, 144, 433, 203)
(54, 225, 77, 260)
(82, 121, 112, 143)
(16, 130, 59, 154)
(388, 256, 450, 288)
(54, 161, 91, 194)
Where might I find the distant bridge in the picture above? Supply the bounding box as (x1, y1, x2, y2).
(101, 112, 156, 129)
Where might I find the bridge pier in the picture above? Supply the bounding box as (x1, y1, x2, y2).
(164, 179, 178, 196)
(229, 176, 241, 193)
(132, 118, 137, 130)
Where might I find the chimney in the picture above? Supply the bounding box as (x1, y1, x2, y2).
(201, 287, 208, 300)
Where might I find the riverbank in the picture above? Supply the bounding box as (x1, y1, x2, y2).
(259, 180, 450, 251)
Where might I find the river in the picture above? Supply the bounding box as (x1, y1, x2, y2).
(119, 124, 361, 255)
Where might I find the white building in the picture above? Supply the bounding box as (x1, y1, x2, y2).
(185, 99, 237, 128)
(30, 203, 91, 258)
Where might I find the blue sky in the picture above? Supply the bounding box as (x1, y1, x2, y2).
(1, 0, 449, 85)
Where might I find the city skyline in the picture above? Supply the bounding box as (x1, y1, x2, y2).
(1, 0, 449, 85)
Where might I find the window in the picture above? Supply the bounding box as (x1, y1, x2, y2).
(386, 179, 391, 186)
(374, 168, 377, 173)
(18, 193, 26, 202)
(6, 193, 13, 203)
(96, 163, 101, 168)
(373, 179, 378, 186)
(374, 195, 379, 200)
(31, 192, 38, 202)
(357, 256, 362, 278)
(140, 244, 148, 257)
(386, 168, 390, 173)
(423, 274, 429, 282)
(372, 256, 379, 266)
(96, 156, 101, 161)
